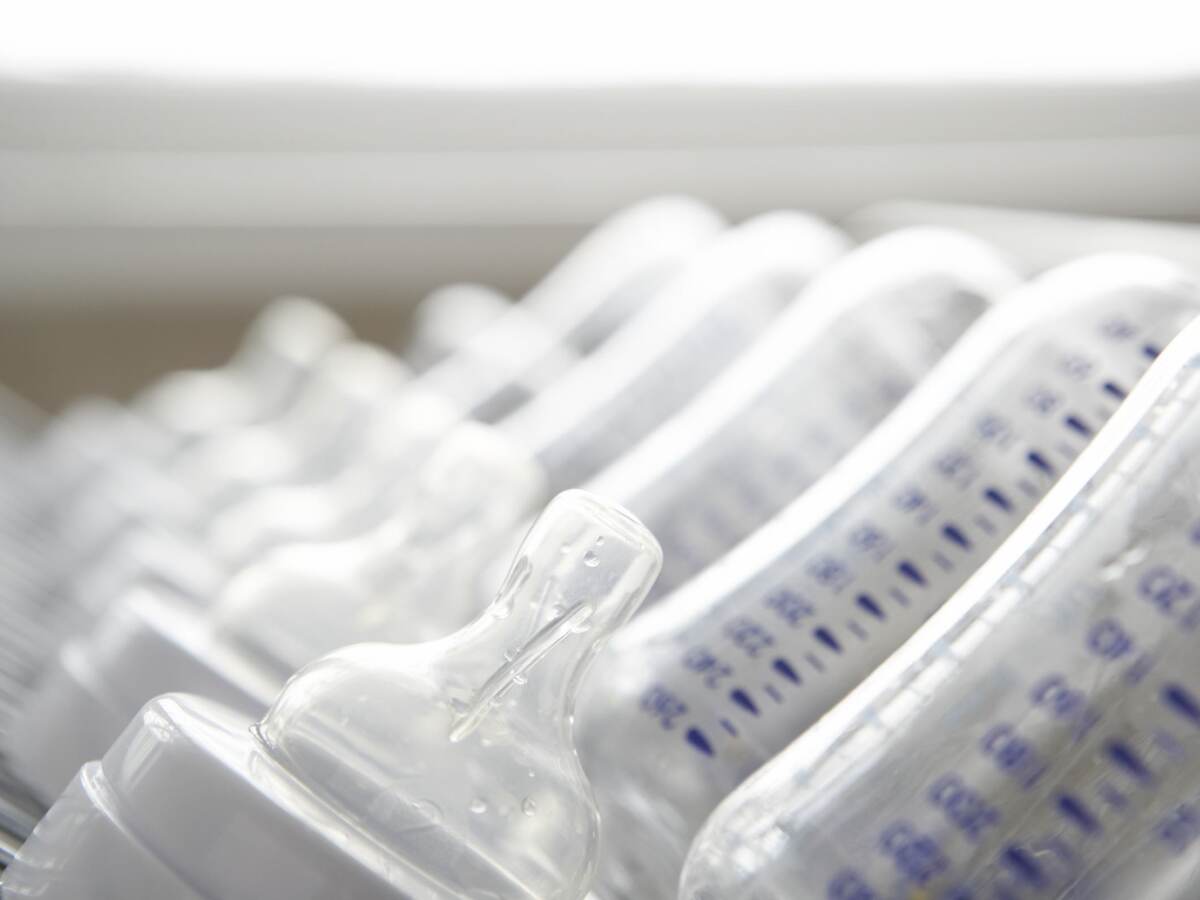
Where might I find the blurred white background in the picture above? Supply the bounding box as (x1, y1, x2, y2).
(2, 0, 1199, 405)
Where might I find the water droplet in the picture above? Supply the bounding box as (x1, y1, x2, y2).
(527, 769, 536, 779)
(594, 536, 605, 547)
(411, 799, 443, 824)
(522, 797, 537, 817)
(513, 672, 528, 685)
(583, 550, 600, 567)
(549, 603, 566, 620)
(469, 798, 488, 815)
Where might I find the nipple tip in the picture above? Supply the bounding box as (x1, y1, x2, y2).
(550, 490, 663, 568)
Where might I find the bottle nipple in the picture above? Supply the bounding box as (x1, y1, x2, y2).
(253, 489, 662, 899)
(214, 420, 549, 676)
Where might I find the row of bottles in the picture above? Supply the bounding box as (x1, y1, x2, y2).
(0, 196, 1197, 898)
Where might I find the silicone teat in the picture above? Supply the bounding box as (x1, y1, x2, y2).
(169, 340, 411, 494)
(253, 489, 662, 899)
(214, 420, 549, 676)
(136, 296, 351, 437)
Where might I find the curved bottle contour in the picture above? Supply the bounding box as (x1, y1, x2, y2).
(166, 341, 412, 503)
(405, 283, 518, 374)
(2, 421, 549, 800)
(32, 399, 184, 527)
(202, 381, 466, 565)
(30, 372, 465, 674)
(575, 255, 1200, 899)
(134, 296, 352, 439)
(421, 196, 725, 422)
(215, 420, 550, 673)
(501, 212, 850, 493)
(405, 283, 513, 369)
(519, 196, 727, 341)
(421, 300, 583, 423)
(2, 490, 662, 900)
(680, 314, 1200, 900)
(588, 226, 1020, 599)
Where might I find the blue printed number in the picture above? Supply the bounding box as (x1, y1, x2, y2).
(682, 647, 734, 689)
(639, 685, 687, 730)
(1026, 386, 1060, 415)
(765, 587, 815, 626)
(806, 555, 852, 592)
(1087, 618, 1133, 660)
(724, 617, 775, 658)
(827, 870, 876, 900)
(879, 821, 948, 886)
(929, 774, 1000, 842)
(849, 522, 892, 556)
(1158, 804, 1200, 854)
(1030, 674, 1101, 740)
(1139, 566, 1196, 622)
(981, 724, 1047, 789)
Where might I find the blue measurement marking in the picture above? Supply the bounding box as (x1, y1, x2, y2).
(764, 684, 784, 704)
(889, 588, 911, 607)
(720, 719, 738, 736)
(730, 688, 759, 716)
(1064, 415, 1093, 437)
(897, 560, 927, 587)
(932, 551, 954, 572)
(773, 657, 801, 683)
(1057, 793, 1102, 835)
(1144, 343, 1163, 359)
(686, 727, 714, 757)
(1026, 450, 1055, 476)
(847, 621, 867, 640)
(973, 514, 997, 535)
(1162, 683, 1200, 727)
(942, 524, 971, 550)
(857, 593, 884, 618)
(806, 652, 826, 672)
(814, 627, 842, 653)
(1106, 741, 1153, 782)
(1102, 381, 1127, 400)
(984, 487, 1013, 513)
(1001, 846, 1045, 887)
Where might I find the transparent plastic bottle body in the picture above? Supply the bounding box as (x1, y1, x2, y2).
(132, 296, 352, 443)
(501, 212, 849, 493)
(576, 257, 1200, 899)
(0, 345, 426, 690)
(591, 229, 1015, 599)
(1, 491, 662, 900)
(420, 196, 726, 423)
(680, 318, 1200, 900)
(403, 283, 516, 372)
(2, 421, 548, 804)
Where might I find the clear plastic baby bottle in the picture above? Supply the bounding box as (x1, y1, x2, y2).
(420, 196, 725, 422)
(1, 490, 662, 900)
(680, 312, 1200, 900)
(588, 227, 1018, 599)
(575, 255, 1200, 899)
(500, 212, 848, 493)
